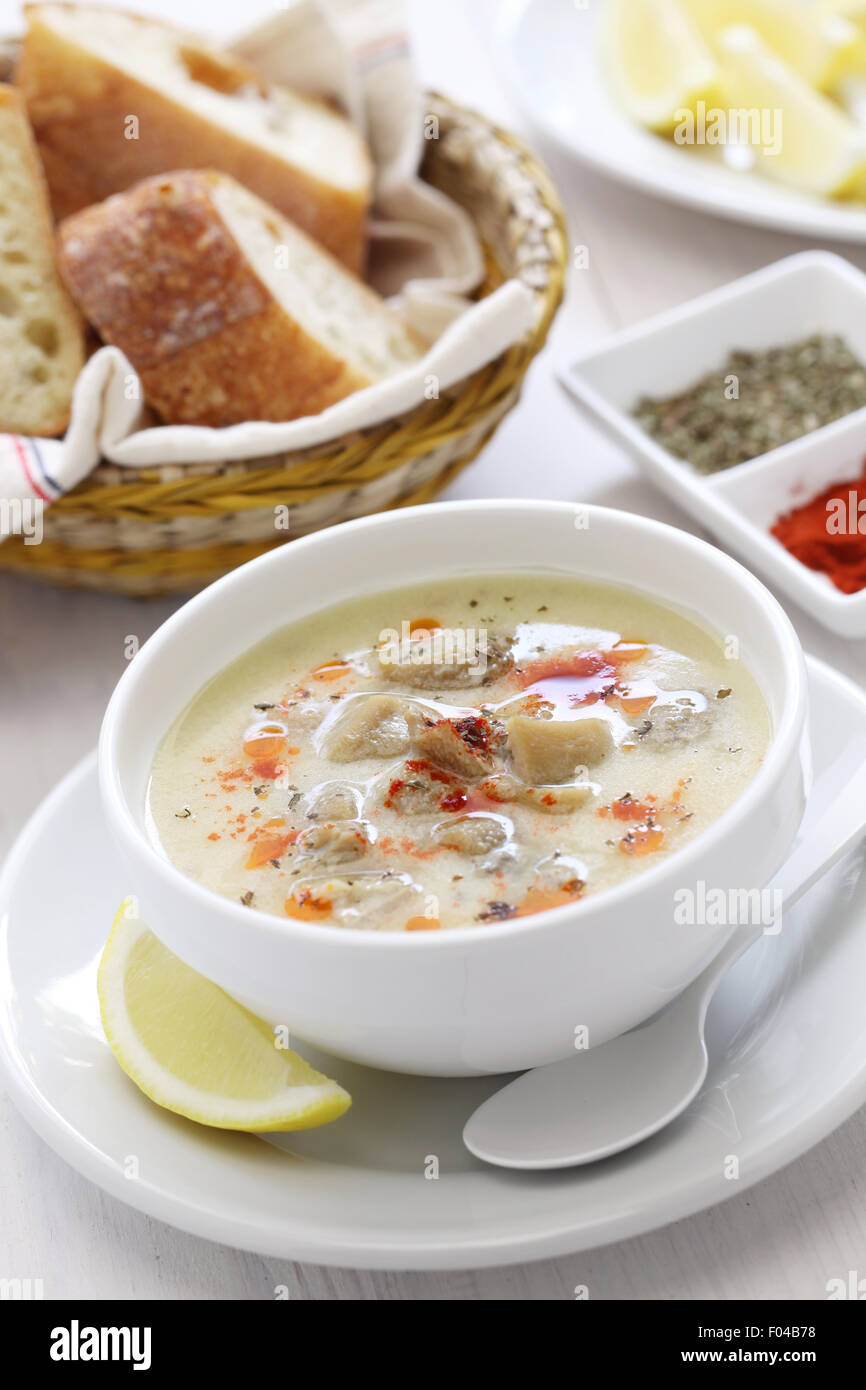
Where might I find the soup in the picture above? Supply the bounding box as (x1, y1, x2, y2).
(147, 574, 770, 930)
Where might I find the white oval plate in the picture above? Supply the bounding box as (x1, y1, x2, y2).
(498, 0, 866, 243)
(1, 656, 866, 1269)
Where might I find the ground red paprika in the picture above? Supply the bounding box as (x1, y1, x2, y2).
(771, 465, 866, 595)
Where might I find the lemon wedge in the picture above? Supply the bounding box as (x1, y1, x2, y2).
(715, 24, 866, 197)
(679, 0, 861, 89)
(817, 0, 866, 79)
(603, 0, 720, 133)
(98, 898, 351, 1132)
(819, 0, 866, 26)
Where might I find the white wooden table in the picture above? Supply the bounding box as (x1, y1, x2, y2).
(2, 0, 866, 1300)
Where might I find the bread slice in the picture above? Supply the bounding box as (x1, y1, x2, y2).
(56, 171, 423, 429)
(16, 4, 372, 271)
(0, 84, 83, 436)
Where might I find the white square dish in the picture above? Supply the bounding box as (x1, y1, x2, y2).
(558, 251, 866, 638)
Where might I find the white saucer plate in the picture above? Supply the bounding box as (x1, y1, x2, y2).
(497, 0, 866, 244)
(2, 656, 866, 1270)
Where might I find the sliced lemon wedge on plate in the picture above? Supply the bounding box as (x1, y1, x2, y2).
(715, 24, 866, 197)
(97, 898, 351, 1132)
(679, 0, 861, 90)
(603, 0, 720, 133)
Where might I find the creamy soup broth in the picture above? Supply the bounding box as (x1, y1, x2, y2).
(147, 574, 771, 930)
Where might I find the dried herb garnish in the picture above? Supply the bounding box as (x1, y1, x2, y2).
(175, 806, 192, 818)
(253, 703, 275, 711)
(477, 901, 517, 921)
(240, 891, 254, 907)
(633, 335, 866, 474)
(716, 688, 732, 699)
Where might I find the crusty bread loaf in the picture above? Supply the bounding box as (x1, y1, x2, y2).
(0, 84, 83, 436)
(16, 4, 372, 271)
(56, 171, 423, 429)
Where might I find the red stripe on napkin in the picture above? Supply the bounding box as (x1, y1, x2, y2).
(11, 434, 52, 504)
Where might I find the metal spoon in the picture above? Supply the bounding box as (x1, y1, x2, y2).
(463, 775, 866, 1170)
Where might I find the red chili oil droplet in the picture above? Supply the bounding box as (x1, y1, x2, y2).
(611, 796, 655, 822)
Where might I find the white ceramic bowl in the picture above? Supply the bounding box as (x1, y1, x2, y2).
(99, 501, 809, 1076)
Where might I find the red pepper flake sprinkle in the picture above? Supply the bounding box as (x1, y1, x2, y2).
(398, 836, 441, 859)
(384, 778, 404, 809)
(771, 464, 866, 594)
(439, 789, 468, 812)
(405, 757, 451, 785)
(217, 767, 253, 787)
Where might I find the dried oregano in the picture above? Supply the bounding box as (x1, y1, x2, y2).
(632, 335, 866, 474)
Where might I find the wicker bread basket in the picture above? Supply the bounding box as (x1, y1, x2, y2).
(0, 68, 567, 596)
